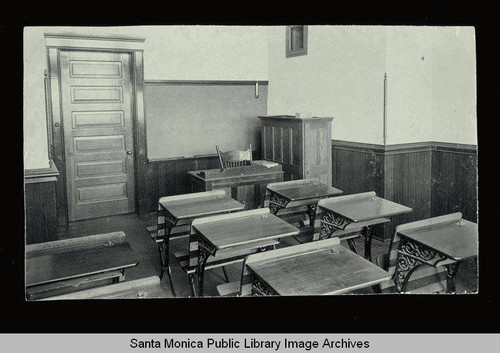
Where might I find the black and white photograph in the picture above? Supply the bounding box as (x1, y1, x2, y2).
(23, 25, 478, 302)
(9, 9, 498, 342)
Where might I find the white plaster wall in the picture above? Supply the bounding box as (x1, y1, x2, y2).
(24, 25, 477, 171)
(266, 25, 477, 146)
(430, 27, 477, 145)
(384, 26, 434, 144)
(23, 25, 269, 170)
(23, 27, 50, 170)
(267, 26, 387, 145)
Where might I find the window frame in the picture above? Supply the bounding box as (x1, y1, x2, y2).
(286, 25, 308, 58)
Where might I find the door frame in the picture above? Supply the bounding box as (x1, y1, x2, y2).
(45, 33, 147, 225)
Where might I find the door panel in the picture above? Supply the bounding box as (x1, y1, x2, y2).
(60, 50, 135, 221)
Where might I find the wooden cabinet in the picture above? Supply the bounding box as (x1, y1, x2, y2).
(259, 115, 333, 186)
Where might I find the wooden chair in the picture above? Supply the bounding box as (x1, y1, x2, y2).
(216, 144, 252, 171)
(375, 214, 460, 293)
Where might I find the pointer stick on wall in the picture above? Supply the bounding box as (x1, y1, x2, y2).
(383, 73, 387, 146)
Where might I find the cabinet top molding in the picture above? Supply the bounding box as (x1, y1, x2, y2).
(258, 115, 334, 122)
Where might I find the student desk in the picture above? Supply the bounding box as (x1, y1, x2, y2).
(26, 232, 139, 300)
(394, 217, 478, 293)
(151, 190, 245, 294)
(244, 238, 390, 296)
(191, 208, 300, 296)
(266, 178, 343, 227)
(188, 160, 283, 209)
(317, 191, 413, 261)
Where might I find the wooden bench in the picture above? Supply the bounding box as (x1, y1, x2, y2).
(26, 231, 139, 300)
(39, 276, 167, 300)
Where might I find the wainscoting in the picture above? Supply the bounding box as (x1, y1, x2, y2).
(24, 163, 59, 244)
(431, 143, 478, 224)
(331, 140, 477, 241)
(138, 156, 221, 215)
(24, 142, 477, 243)
(138, 140, 477, 241)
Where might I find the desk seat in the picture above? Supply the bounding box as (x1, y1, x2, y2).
(175, 237, 279, 296)
(26, 231, 138, 300)
(40, 276, 167, 300)
(175, 238, 279, 274)
(27, 270, 125, 300)
(147, 225, 190, 244)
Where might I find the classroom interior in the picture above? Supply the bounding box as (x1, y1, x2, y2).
(23, 25, 478, 299)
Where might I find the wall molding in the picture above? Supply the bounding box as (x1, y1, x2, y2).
(148, 154, 218, 163)
(24, 160, 59, 184)
(45, 33, 145, 51)
(145, 80, 269, 86)
(331, 140, 477, 156)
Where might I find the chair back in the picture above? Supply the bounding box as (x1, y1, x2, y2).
(216, 144, 252, 170)
(377, 213, 463, 293)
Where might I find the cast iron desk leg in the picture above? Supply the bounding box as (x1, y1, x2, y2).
(444, 262, 461, 294)
(158, 206, 178, 296)
(196, 238, 217, 297)
(318, 209, 352, 243)
(361, 225, 375, 262)
(393, 237, 448, 293)
(268, 192, 290, 216)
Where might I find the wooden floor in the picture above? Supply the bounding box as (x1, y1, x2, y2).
(56, 212, 478, 297)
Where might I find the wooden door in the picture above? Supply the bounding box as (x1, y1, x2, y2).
(59, 50, 135, 221)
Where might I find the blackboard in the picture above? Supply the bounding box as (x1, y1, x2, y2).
(144, 81, 268, 160)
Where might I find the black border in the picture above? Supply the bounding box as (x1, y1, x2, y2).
(7, 2, 498, 335)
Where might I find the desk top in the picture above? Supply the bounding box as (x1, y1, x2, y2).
(247, 239, 390, 295)
(318, 191, 412, 223)
(192, 208, 299, 251)
(188, 160, 283, 181)
(398, 219, 478, 261)
(267, 179, 343, 201)
(26, 240, 138, 287)
(159, 191, 244, 221)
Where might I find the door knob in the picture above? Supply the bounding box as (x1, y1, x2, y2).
(126, 150, 132, 155)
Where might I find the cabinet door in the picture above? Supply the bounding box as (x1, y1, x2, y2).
(262, 122, 302, 180)
(303, 121, 332, 186)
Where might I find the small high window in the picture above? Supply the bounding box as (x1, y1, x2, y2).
(286, 25, 308, 58)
